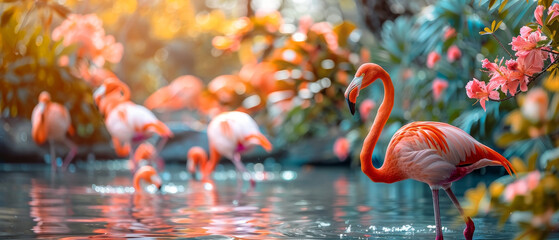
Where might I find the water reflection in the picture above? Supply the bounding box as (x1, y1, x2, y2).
(0, 163, 546, 239)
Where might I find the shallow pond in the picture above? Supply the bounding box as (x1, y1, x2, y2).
(0, 161, 546, 239)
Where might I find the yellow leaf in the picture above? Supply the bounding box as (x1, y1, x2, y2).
(511, 157, 528, 173)
(491, 20, 496, 30)
(544, 71, 559, 92)
(484, 27, 492, 33)
(489, 182, 505, 198)
(494, 21, 503, 31)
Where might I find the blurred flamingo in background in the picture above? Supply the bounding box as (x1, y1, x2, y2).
(144, 75, 204, 113)
(93, 77, 130, 117)
(131, 142, 164, 172)
(133, 165, 162, 192)
(196, 111, 273, 186)
(187, 146, 209, 180)
(32, 91, 78, 172)
(94, 78, 173, 159)
(345, 63, 516, 240)
(333, 137, 350, 161)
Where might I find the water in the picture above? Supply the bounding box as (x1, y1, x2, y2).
(0, 162, 536, 239)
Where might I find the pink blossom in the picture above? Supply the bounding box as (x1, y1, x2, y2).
(52, 14, 123, 66)
(432, 78, 448, 101)
(427, 51, 441, 69)
(447, 45, 462, 63)
(333, 137, 350, 161)
(443, 27, 456, 40)
(511, 29, 548, 74)
(482, 58, 509, 89)
(359, 99, 375, 121)
(535, 5, 544, 26)
(549, 3, 559, 22)
(310, 22, 338, 51)
(466, 78, 500, 111)
(504, 171, 541, 202)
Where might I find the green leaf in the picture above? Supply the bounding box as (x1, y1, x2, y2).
(1, 7, 16, 28)
(536, 39, 551, 48)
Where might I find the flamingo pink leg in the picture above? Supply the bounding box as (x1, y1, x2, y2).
(431, 188, 444, 240)
(232, 153, 255, 187)
(62, 138, 78, 171)
(444, 186, 475, 240)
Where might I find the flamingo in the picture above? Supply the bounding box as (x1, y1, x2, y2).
(131, 142, 164, 172)
(344, 63, 516, 240)
(93, 79, 173, 159)
(144, 75, 203, 112)
(133, 165, 162, 192)
(193, 111, 273, 185)
(93, 77, 130, 117)
(31, 91, 78, 172)
(187, 146, 209, 180)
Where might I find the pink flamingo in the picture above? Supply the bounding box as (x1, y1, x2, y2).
(193, 111, 273, 185)
(187, 146, 210, 180)
(133, 165, 162, 192)
(144, 75, 204, 112)
(32, 91, 78, 172)
(93, 77, 130, 117)
(93, 79, 173, 159)
(345, 63, 516, 240)
(130, 142, 164, 172)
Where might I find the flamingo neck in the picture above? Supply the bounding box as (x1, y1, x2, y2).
(202, 145, 221, 178)
(360, 70, 401, 183)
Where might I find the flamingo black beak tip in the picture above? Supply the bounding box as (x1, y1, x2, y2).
(347, 98, 356, 115)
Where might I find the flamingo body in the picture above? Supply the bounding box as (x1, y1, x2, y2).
(94, 78, 172, 158)
(31, 91, 77, 171)
(105, 101, 172, 157)
(208, 111, 272, 160)
(32, 102, 72, 143)
(382, 121, 513, 187)
(144, 75, 203, 112)
(345, 63, 515, 240)
(192, 111, 272, 184)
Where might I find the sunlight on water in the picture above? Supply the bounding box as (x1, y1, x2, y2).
(0, 162, 550, 239)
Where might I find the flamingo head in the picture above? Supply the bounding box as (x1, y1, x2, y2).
(93, 78, 128, 105)
(345, 63, 384, 115)
(133, 166, 162, 192)
(38, 91, 51, 103)
(93, 84, 106, 105)
(187, 146, 208, 178)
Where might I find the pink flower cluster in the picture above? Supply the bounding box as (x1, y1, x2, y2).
(466, 4, 556, 111)
(504, 171, 540, 202)
(52, 14, 123, 67)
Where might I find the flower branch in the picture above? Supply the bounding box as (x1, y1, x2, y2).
(491, 57, 559, 102)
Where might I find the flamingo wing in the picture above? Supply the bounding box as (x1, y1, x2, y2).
(389, 122, 514, 185)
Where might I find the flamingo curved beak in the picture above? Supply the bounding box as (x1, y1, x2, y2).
(345, 75, 363, 115)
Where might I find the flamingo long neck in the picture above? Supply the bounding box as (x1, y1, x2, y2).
(360, 70, 400, 183)
(202, 145, 221, 177)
